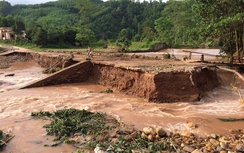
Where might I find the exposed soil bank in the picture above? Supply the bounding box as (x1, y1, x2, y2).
(0, 52, 77, 71)
(89, 63, 219, 102)
(9, 51, 224, 102)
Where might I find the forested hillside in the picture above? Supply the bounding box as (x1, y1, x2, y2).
(0, 0, 243, 59)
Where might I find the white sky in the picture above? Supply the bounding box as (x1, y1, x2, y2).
(6, 0, 58, 5)
(6, 0, 167, 5)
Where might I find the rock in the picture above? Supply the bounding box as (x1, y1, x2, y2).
(130, 132, 137, 139)
(219, 136, 230, 143)
(210, 133, 217, 139)
(210, 138, 219, 147)
(220, 142, 227, 149)
(143, 127, 155, 135)
(191, 149, 203, 153)
(94, 144, 108, 153)
(155, 127, 167, 137)
(147, 134, 154, 141)
(219, 151, 227, 153)
(205, 143, 212, 151)
(155, 134, 160, 140)
(181, 131, 193, 137)
(236, 144, 244, 152)
(216, 146, 223, 151)
(183, 145, 195, 152)
(109, 131, 117, 138)
(141, 132, 147, 139)
(187, 122, 198, 128)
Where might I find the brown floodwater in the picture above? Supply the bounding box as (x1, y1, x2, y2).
(0, 61, 244, 153)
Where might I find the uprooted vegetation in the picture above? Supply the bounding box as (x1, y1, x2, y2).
(31, 108, 177, 152)
(0, 130, 14, 151)
(31, 108, 244, 153)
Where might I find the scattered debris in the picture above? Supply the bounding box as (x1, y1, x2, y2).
(100, 88, 114, 93)
(4, 73, 15, 77)
(31, 108, 244, 152)
(42, 56, 75, 74)
(230, 83, 244, 102)
(0, 130, 14, 150)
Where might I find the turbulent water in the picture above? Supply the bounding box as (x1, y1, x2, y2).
(0, 61, 244, 153)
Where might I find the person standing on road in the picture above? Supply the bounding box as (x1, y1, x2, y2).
(87, 46, 93, 58)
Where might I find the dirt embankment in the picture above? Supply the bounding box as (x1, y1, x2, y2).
(0, 52, 77, 73)
(89, 63, 219, 102)
(1, 51, 226, 102)
(0, 52, 33, 69)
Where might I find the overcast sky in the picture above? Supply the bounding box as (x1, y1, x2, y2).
(7, 0, 58, 5)
(7, 0, 167, 5)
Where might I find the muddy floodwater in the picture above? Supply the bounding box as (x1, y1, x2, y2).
(0, 61, 244, 152)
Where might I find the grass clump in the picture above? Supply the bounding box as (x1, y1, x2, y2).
(218, 117, 244, 122)
(100, 88, 113, 93)
(162, 53, 171, 59)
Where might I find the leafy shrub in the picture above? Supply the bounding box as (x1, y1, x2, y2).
(162, 53, 171, 59)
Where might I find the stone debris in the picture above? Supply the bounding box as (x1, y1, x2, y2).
(139, 126, 244, 152)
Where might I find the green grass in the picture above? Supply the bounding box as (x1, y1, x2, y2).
(129, 42, 149, 50)
(218, 118, 244, 122)
(1, 40, 152, 53)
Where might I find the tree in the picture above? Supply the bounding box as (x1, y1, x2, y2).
(142, 27, 156, 42)
(76, 0, 101, 25)
(75, 27, 95, 46)
(194, 0, 244, 62)
(155, 15, 174, 45)
(0, 1, 12, 16)
(155, 0, 193, 47)
(116, 28, 131, 52)
(12, 17, 25, 36)
(29, 25, 48, 46)
(62, 26, 77, 45)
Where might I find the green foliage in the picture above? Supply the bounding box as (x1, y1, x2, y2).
(132, 34, 141, 42)
(141, 27, 156, 42)
(76, 149, 85, 153)
(0, 1, 12, 16)
(0, 130, 13, 150)
(12, 17, 25, 35)
(162, 53, 171, 59)
(116, 28, 131, 52)
(105, 88, 113, 93)
(93, 39, 108, 48)
(75, 27, 95, 46)
(1, 0, 240, 54)
(32, 108, 175, 152)
(32, 108, 116, 147)
(193, 0, 244, 57)
(218, 118, 244, 122)
(31, 111, 52, 117)
(0, 15, 14, 27)
(129, 41, 149, 50)
(29, 25, 48, 46)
